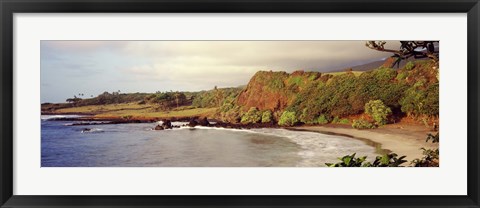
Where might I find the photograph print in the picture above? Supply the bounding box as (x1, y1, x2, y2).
(41, 40, 439, 167)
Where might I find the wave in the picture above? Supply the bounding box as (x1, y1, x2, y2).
(81, 128, 104, 133)
(168, 126, 378, 167)
(248, 128, 378, 166)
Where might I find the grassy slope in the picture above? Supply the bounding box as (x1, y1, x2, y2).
(54, 103, 217, 119)
(325, 71, 363, 77)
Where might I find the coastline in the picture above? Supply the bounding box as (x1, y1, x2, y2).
(291, 124, 439, 161)
(43, 112, 438, 162)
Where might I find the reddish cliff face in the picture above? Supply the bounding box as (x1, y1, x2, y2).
(236, 70, 322, 112)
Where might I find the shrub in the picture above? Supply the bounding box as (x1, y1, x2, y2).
(325, 153, 366, 167)
(299, 108, 317, 124)
(261, 110, 273, 123)
(423, 83, 439, 116)
(405, 61, 415, 70)
(396, 72, 408, 80)
(339, 118, 350, 124)
(269, 78, 285, 90)
(411, 148, 439, 167)
(240, 107, 262, 124)
(325, 153, 407, 167)
(221, 106, 241, 123)
(374, 67, 397, 81)
(426, 133, 439, 143)
(352, 119, 375, 129)
(364, 153, 407, 167)
(288, 76, 303, 86)
(400, 81, 438, 117)
(332, 116, 340, 123)
(411, 133, 439, 167)
(316, 114, 329, 124)
(278, 111, 298, 126)
(364, 100, 392, 125)
(122, 115, 133, 120)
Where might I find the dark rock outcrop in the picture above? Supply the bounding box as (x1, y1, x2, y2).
(197, 117, 210, 126)
(162, 120, 172, 129)
(154, 125, 164, 130)
(188, 118, 198, 127)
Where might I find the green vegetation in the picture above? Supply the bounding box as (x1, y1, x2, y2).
(240, 107, 262, 124)
(325, 153, 407, 167)
(405, 61, 415, 70)
(400, 82, 439, 117)
(338, 118, 350, 124)
(192, 87, 243, 108)
(220, 106, 242, 123)
(45, 59, 438, 126)
(144, 91, 188, 111)
(411, 133, 439, 167)
(352, 119, 375, 129)
(278, 111, 298, 126)
(235, 60, 437, 126)
(315, 114, 329, 124)
(261, 110, 273, 123)
(53, 102, 217, 119)
(396, 71, 408, 80)
(325, 153, 367, 167)
(364, 100, 392, 125)
(328, 133, 439, 167)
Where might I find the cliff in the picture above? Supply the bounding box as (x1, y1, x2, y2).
(236, 70, 326, 112)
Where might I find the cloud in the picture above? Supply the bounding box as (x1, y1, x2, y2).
(118, 41, 400, 88)
(42, 41, 126, 52)
(41, 40, 402, 102)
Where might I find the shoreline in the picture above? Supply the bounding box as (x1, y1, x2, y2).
(291, 124, 438, 161)
(43, 113, 438, 161)
(286, 127, 390, 156)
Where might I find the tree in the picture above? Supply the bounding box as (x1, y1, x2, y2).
(214, 86, 224, 107)
(173, 91, 186, 108)
(365, 41, 439, 67)
(365, 100, 392, 125)
(66, 95, 82, 106)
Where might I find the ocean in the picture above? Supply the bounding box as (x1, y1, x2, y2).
(41, 115, 379, 167)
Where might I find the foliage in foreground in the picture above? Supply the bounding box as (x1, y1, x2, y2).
(327, 133, 439, 167)
(325, 153, 407, 167)
(411, 148, 439, 167)
(411, 132, 439, 167)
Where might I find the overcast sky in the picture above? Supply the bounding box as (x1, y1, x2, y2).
(41, 41, 400, 103)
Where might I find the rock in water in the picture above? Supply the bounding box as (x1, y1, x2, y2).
(162, 120, 172, 129)
(198, 117, 210, 126)
(154, 125, 164, 130)
(188, 118, 198, 127)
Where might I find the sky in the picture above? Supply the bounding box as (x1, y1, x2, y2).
(41, 41, 400, 103)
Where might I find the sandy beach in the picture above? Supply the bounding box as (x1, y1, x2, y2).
(292, 123, 439, 162)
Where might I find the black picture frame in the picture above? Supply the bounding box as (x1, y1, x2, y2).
(1, 0, 479, 207)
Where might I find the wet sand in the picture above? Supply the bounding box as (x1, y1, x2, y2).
(292, 123, 439, 161)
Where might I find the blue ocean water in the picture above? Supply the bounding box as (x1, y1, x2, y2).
(41, 115, 379, 167)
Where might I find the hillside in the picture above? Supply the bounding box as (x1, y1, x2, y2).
(237, 70, 325, 112)
(44, 58, 439, 128)
(227, 59, 439, 125)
